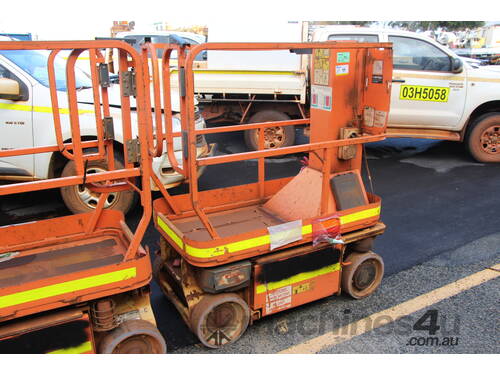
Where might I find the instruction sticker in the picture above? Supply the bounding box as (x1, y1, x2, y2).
(373, 60, 384, 75)
(313, 49, 330, 85)
(374, 110, 388, 127)
(265, 285, 292, 314)
(336, 64, 349, 76)
(337, 52, 350, 63)
(311, 85, 333, 112)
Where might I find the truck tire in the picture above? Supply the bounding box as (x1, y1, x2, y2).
(59, 151, 136, 215)
(466, 112, 500, 163)
(341, 251, 384, 300)
(244, 110, 295, 151)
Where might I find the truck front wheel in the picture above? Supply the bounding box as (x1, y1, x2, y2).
(466, 112, 500, 163)
(59, 153, 136, 215)
(244, 110, 295, 151)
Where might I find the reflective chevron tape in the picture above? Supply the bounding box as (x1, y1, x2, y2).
(48, 341, 93, 354)
(0, 267, 137, 309)
(157, 206, 380, 259)
(339, 207, 381, 225)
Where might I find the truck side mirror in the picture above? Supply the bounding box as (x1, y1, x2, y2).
(451, 57, 463, 74)
(0, 77, 22, 100)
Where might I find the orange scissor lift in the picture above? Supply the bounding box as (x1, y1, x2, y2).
(151, 40, 393, 348)
(0, 41, 166, 353)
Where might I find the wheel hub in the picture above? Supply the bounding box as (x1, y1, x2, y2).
(113, 335, 154, 354)
(76, 167, 117, 209)
(480, 125, 500, 154)
(353, 260, 377, 290)
(253, 127, 286, 149)
(201, 301, 244, 347)
(207, 304, 236, 330)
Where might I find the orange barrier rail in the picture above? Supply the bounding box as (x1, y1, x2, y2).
(150, 41, 392, 240)
(0, 40, 153, 260)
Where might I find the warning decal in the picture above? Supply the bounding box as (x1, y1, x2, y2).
(336, 64, 349, 76)
(265, 285, 292, 314)
(313, 49, 330, 86)
(311, 85, 333, 112)
(337, 52, 350, 63)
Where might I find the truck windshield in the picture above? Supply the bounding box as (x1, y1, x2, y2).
(124, 35, 206, 61)
(0, 49, 92, 91)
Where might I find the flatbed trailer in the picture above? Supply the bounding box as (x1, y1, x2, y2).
(0, 40, 166, 353)
(150, 40, 394, 348)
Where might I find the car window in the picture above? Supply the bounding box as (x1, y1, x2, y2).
(0, 64, 14, 79)
(328, 34, 379, 43)
(124, 34, 205, 61)
(388, 36, 451, 72)
(0, 50, 91, 91)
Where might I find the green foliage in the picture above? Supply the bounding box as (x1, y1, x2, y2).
(388, 21, 485, 31)
(310, 21, 373, 26)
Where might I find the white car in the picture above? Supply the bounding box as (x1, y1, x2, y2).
(114, 30, 207, 65)
(0, 36, 211, 214)
(313, 27, 500, 162)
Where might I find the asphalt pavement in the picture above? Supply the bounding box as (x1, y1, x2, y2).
(1, 130, 499, 354)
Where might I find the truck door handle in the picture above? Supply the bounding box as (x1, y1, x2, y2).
(392, 78, 406, 83)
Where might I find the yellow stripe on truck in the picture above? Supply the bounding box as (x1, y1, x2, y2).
(48, 341, 93, 354)
(157, 206, 379, 259)
(0, 102, 94, 115)
(256, 263, 340, 294)
(0, 267, 137, 309)
(170, 69, 298, 76)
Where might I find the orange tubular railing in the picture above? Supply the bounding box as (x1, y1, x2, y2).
(0, 40, 154, 260)
(153, 41, 392, 239)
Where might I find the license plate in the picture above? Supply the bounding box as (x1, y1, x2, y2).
(399, 85, 450, 102)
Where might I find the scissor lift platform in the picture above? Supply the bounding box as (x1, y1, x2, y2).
(0, 40, 166, 353)
(155, 177, 382, 267)
(151, 40, 394, 348)
(0, 210, 151, 321)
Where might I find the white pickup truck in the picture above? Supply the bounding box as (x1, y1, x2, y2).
(313, 27, 500, 163)
(0, 36, 210, 214)
(173, 23, 500, 162)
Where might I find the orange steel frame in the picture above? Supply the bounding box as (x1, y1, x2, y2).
(0, 40, 152, 259)
(151, 41, 392, 266)
(0, 41, 154, 323)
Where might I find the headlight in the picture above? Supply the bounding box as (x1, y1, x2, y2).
(196, 261, 251, 293)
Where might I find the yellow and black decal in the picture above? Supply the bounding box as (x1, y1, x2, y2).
(399, 85, 450, 102)
(256, 247, 341, 294)
(0, 318, 93, 354)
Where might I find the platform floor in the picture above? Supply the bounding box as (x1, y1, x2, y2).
(0, 234, 125, 289)
(173, 205, 285, 242)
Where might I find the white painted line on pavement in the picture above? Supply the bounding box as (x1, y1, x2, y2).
(279, 263, 500, 354)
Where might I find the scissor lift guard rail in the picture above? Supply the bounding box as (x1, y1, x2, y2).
(151, 41, 393, 348)
(0, 40, 166, 353)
